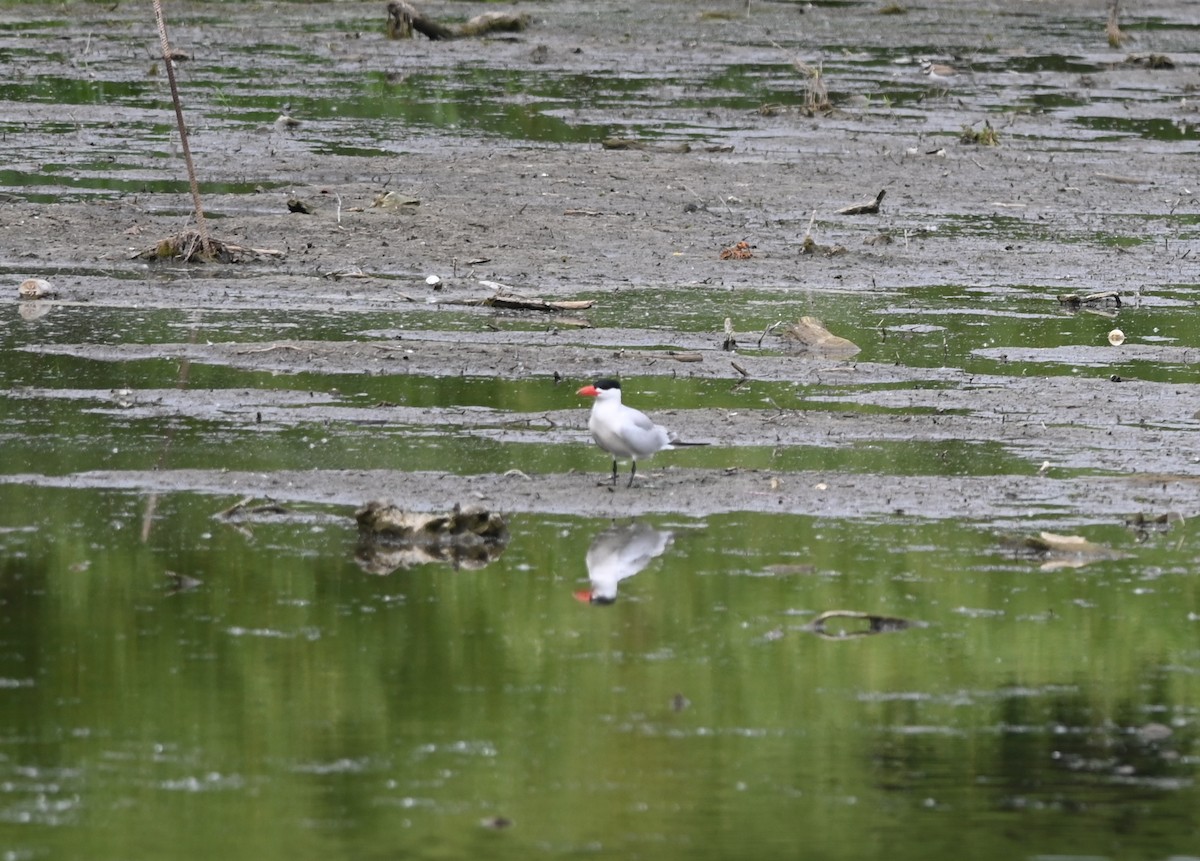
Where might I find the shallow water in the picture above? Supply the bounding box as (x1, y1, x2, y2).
(4, 299, 1200, 861)
(3, 486, 1199, 861)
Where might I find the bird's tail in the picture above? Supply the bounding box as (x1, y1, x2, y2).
(667, 439, 710, 447)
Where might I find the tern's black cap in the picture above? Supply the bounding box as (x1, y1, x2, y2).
(593, 378, 621, 390)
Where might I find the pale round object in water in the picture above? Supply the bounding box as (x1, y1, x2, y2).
(1107, 329, 1125, 346)
(425, 275, 442, 286)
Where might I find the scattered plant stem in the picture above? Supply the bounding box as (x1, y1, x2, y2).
(152, 0, 211, 257)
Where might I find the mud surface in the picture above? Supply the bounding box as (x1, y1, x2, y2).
(3, 0, 1200, 520)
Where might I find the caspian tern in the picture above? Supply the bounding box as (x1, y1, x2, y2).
(574, 522, 674, 604)
(576, 378, 706, 487)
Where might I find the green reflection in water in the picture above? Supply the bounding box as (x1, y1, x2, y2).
(1, 491, 1197, 860)
(1074, 115, 1199, 142)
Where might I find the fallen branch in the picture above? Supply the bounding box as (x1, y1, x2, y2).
(440, 282, 595, 312)
(386, 1, 530, 41)
(602, 137, 691, 154)
(837, 189, 886, 215)
(1057, 290, 1121, 308)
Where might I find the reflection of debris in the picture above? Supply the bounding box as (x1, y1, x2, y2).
(575, 522, 672, 604)
(1004, 530, 1129, 571)
(386, 0, 529, 40)
(355, 501, 509, 574)
(837, 189, 886, 215)
(165, 569, 203, 595)
(1125, 511, 1183, 543)
(479, 816, 513, 830)
(804, 609, 918, 639)
(216, 496, 291, 538)
(218, 496, 289, 520)
(671, 692, 690, 712)
(780, 316, 860, 358)
(18, 302, 54, 322)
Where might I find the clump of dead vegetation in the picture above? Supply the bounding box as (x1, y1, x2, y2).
(960, 120, 999, 145)
(146, 1, 279, 263)
(1106, 0, 1130, 47)
(134, 232, 283, 263)
(793, 59, 831, 114)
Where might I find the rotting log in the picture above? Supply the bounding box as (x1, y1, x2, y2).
(386, 1, 530, 41)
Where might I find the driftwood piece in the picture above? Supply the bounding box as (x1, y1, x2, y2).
(386, 1, 530, 41)
(1057, 290, 1121, 308)
(355, 501, 509, 574)
(480, 294, 593, 312)
(779, 316, 860, 358)
(837, 189, 886, 215)
(439, 281, 594, 313)
(602, 137, 691, 154)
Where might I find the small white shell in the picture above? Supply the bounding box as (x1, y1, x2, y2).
(1108, 329, 1125, 346)
(18, 278, 55, 299)
(425, 275, 442, 287)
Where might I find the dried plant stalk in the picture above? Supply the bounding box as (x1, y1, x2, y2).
(152, 0, 211, 257)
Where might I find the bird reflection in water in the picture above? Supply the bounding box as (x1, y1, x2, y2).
(574, 522, 674, 605)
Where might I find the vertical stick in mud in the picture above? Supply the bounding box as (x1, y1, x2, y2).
(152, 0, 211, 256)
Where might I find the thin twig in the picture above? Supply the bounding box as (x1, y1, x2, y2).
(152, 0, 211, 255)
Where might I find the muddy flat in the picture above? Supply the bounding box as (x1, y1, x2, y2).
(3, 0, 1199, 522)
